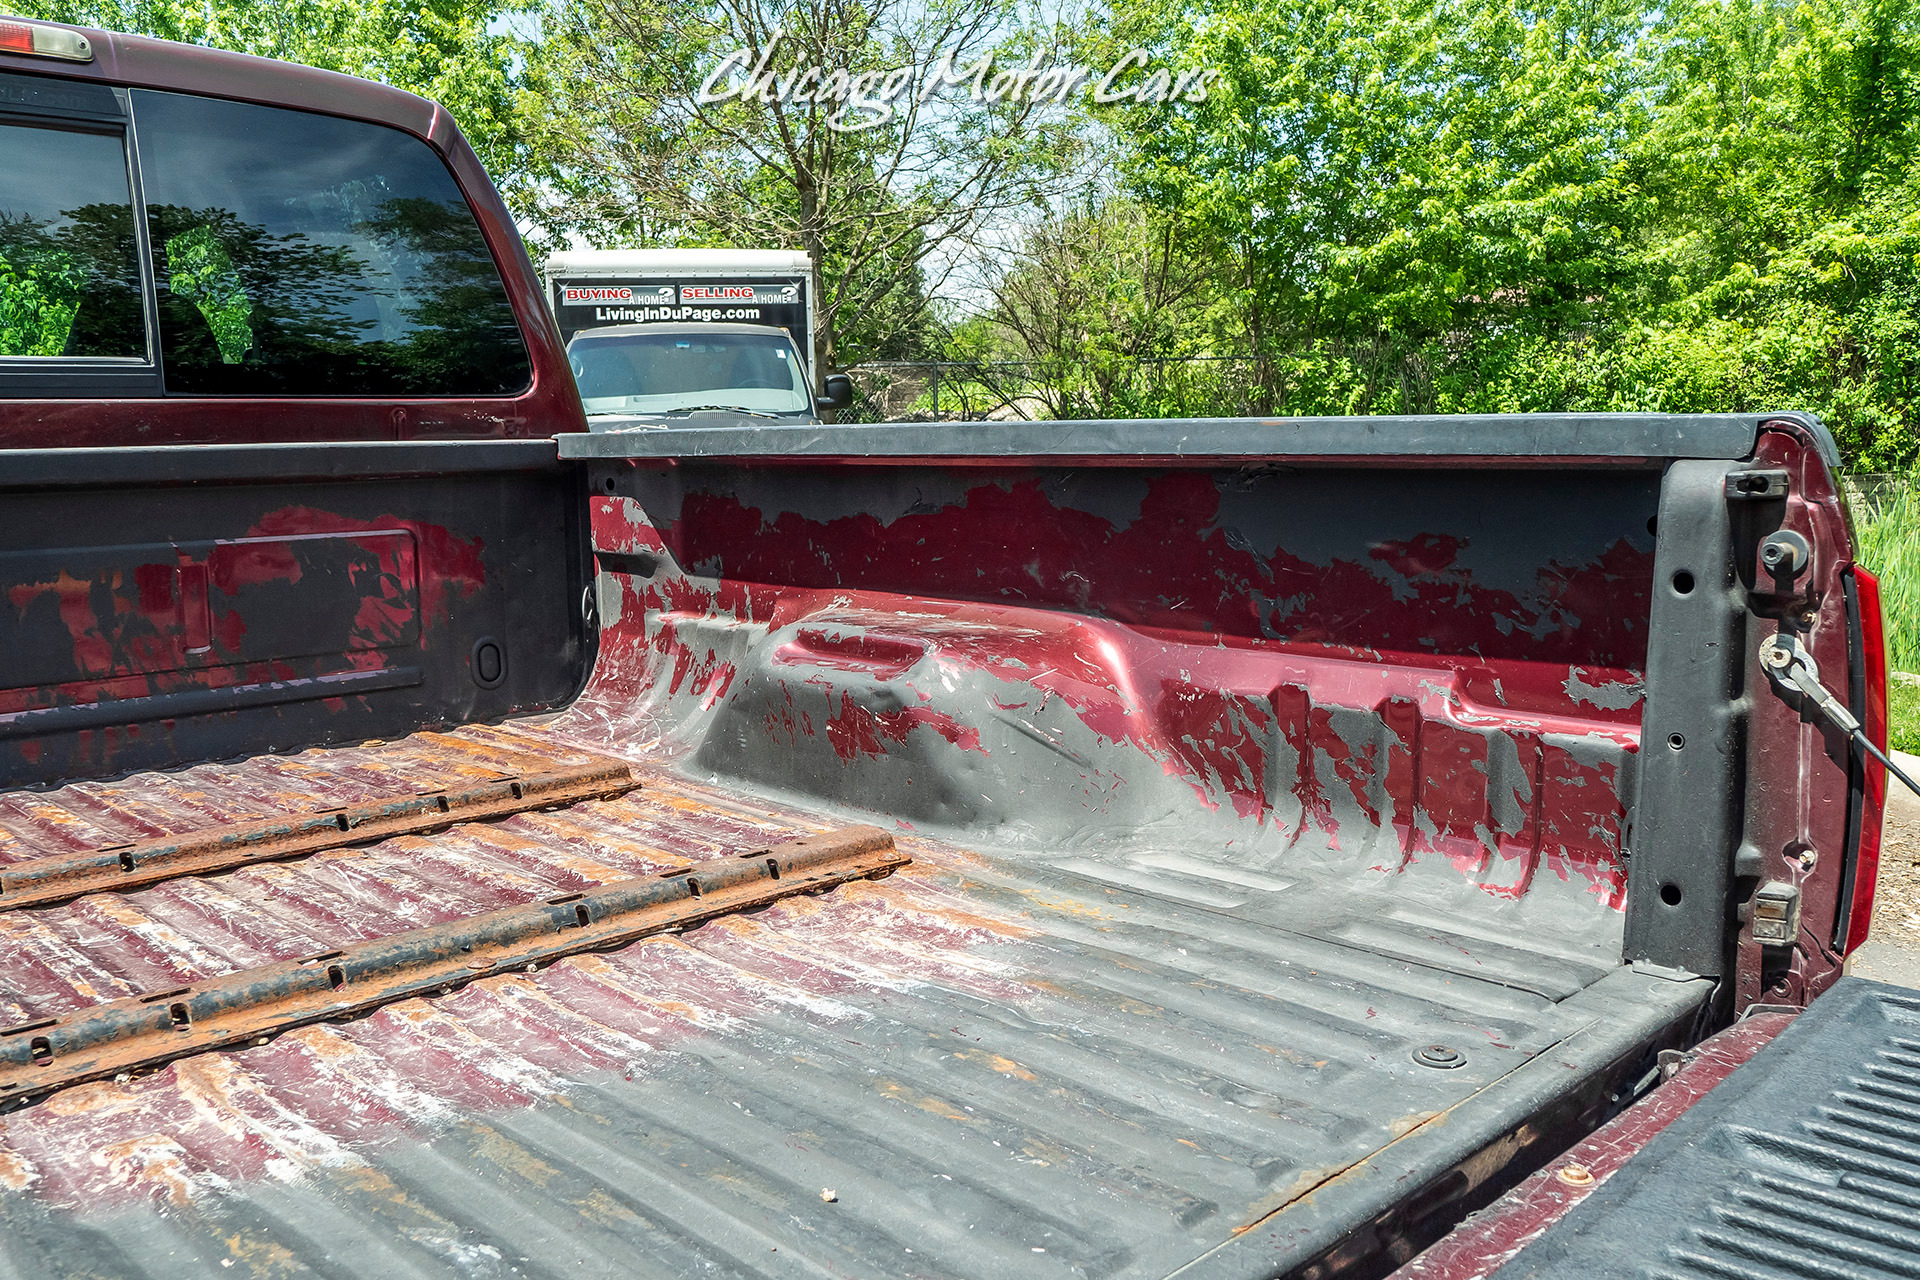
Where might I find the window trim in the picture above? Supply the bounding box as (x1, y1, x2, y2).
(123, 82, 164, 381)
(0, 87, 163, 394)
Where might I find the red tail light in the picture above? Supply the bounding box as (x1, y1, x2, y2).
(0, 19, 94, 61)
(1843, 565, 1888, 954)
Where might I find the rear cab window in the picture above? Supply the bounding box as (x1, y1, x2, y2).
(0, 72, 149, 385)
(0, 72, 528, 400)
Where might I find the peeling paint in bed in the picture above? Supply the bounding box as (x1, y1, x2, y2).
(0, 455, 1667, 1279)
(581, 462, 1647, 910)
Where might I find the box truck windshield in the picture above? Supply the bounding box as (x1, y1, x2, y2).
(568, 327, 812, 417)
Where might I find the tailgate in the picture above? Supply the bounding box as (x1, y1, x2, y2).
(1435, 977, 1920, 1280)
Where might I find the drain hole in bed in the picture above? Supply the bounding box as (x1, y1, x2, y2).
(1660, 882, 1683, 907)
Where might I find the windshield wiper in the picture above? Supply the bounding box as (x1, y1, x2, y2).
(662, 404, 781, 419)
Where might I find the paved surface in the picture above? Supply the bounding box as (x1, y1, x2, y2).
(1850, 749, 1920, 989)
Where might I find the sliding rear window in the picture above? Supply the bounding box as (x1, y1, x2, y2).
(131, 90, 530, 397)
(0, 107, 145, 363)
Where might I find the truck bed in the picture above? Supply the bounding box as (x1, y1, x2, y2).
(0, 720, 1703, 1280)
(0, 435, 1727, 1278)
(0, 17, 1862, 1265)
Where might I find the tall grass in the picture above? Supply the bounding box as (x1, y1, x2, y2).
(1856, 478, 1920, 673)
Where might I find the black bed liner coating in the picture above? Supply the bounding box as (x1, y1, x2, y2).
(1496, 977, 1920, 1280)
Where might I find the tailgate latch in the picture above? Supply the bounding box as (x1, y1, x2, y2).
(1724, 469, 1790, 500)
(1752, 881, 1801, 945)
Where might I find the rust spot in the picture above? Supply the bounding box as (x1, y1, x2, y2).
(876, 1079, 977, 1124)
(282, 1025, 358, 1063)
(0, 827, 905, 1111)
(1237, 1095, 1463, 1232)
(576, 1185, 645, 1227)
(837, 877, 1039, 939)
(1016, 890, 1118, 920)
(1390, 1109, 1444, 1138)
(1254, 1044, 1330, 1068)
(952, 1048, 1039, 1083)
(0, 754, 642, 911)
(0, 1145, 34, 1191)
(468, 1123, 564, 1189)
(1235, 1165, 1349, 1232)
(41, 1080, 136, 1118)
(221, 1230, 300, 1274)
(96, 1132, 201, 1206)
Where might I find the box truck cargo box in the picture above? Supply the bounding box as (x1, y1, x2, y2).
(545, 247, 815, 378)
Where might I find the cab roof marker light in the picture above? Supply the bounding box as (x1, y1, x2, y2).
(0, 20, 95, 62)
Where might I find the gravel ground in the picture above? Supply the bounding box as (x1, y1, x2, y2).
(1848, 750, 1920, 989)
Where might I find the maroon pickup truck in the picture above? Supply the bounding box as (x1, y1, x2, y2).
(1, 17, 1912, 1280)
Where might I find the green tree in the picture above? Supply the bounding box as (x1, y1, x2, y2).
(1110, 0, 1645, 411)
(522, 0, 1079, 376)
(982, 199, 1222, 417)
(1619, 0, 1920, 464)
(14, 1, 532, 178)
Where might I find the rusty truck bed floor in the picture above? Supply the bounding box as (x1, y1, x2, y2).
(0, 720, 1706, 1280)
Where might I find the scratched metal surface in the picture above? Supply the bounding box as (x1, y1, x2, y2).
(580, 463, 1658, 931)
(0, 721, 1675, 1279)
(0, 458, 1690, 1277)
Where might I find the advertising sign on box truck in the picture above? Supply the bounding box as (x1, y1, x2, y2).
(545, 248, 814, 379)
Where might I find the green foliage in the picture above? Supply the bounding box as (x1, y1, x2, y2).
(1620, 0, 1920, 464)
(12, 1, 532, 176)
(520, 0, 1075, 372)
(1859, 479, 1920, 673)
(0, 245, 82, 356)
(163, 225, 252, 364)
(0, 201, 143, 358)
(25, 0, 1918, 444)
(1888, 680, 1920, 753)
(944, 0, 1920, 457)
(978, 200, 1223, 417)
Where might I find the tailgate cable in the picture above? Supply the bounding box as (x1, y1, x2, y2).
(1760, 634, 1920, 798)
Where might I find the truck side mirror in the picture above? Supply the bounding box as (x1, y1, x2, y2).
(816, 373, 854, 412)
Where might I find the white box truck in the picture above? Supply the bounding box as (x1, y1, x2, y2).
(543, 249, 848, 427)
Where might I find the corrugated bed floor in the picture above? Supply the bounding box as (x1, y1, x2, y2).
(0, 721, 1685, 1280)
